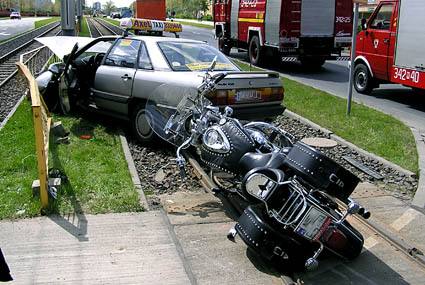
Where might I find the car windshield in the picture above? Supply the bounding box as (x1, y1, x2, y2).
(158, 41, 239, 72)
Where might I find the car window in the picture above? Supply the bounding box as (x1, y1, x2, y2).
(138, 42, 153, 70)
(104, 39, 141, 68)
(75, 40, 114, 61)
(370, 4, 393, 30)
(157, 41, 239, 72)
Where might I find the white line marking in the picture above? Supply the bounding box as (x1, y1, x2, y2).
(391, 208, 420, 231)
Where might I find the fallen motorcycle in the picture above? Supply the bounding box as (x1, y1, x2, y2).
(146, 58, 369, 271)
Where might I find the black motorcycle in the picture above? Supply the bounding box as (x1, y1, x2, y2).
(146, 59, 369, 271)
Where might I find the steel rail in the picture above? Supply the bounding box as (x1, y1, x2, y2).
(93, 18, 119, 35)
(0, 28, 62, 89)
(0, 22, 60, 63)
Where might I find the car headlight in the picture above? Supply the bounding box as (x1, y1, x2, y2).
(202, 126, 230, 153)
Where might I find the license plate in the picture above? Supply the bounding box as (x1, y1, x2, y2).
(235, 90, 262, 102)
(295, 207, 331, 241)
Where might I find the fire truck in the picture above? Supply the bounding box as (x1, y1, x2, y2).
(353, 0, 425, 94)
(214, 0, 353, 68)
(135, 0, 166, 21)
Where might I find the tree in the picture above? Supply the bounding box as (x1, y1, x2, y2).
(103, 0, 115, 15)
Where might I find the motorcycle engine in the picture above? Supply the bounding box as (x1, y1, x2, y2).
(200, 118, 256, 174)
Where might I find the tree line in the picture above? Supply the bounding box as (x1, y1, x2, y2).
(166, 0, 211, 19)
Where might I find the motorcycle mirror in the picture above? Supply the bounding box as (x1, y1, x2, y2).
(347, 201, 360, 215)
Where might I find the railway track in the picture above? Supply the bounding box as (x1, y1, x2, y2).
(86, 17, 119, 37)
(0, 24, 62, 126)
(0, 21, 60, 59)
(0, 25, 62, 89)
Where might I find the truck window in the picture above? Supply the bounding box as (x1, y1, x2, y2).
(104, 39, 141, 68)
(370, 4, 394, 30)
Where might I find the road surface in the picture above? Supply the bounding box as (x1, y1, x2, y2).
(0, 17, 48, 41)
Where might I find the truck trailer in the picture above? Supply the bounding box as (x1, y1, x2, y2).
(135, 0, 166, 21)
(353, 0, 425, 94)
(214, 0, 353, 68)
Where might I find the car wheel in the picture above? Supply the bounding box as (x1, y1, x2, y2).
(132, 104, 156, 144)
(354, 63, 375, 94)
(249, 35, 263, 66)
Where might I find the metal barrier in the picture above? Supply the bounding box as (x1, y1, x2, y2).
(16, 51, 55, 208)
(20, 46, 61, 77)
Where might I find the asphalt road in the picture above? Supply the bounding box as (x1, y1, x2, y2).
(179, 24, 425, 134)
(0, 17, 48, 41)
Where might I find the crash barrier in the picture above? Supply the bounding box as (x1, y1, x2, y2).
(16, 62, 52, 208)
(19, 46, 61, 77)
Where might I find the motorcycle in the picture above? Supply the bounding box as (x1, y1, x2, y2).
(146, 58, 369, 271)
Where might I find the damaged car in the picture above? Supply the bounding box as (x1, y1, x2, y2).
(36, 35, 285, 143)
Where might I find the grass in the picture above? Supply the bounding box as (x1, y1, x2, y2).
(79, 16, 90, 37)
(0, 100, 142, 220)
(34, 17, 60, 29)
(0, 17, 59, 44)
(102, 18, 120, 27)
(236, 60, 418, 173)
(176, 20, 213, 29)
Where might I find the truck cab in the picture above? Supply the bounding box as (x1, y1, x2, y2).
(354, 0, 425, 94)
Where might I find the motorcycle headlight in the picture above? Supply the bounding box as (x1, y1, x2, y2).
(202, 126, 230, 153)
(245, 173, 277, 200)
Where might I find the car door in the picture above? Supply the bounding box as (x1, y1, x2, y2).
(362, 3, 395, 80)
(93, 38, 141, 115)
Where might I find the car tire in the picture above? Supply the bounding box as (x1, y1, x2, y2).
(132, 104, 156, 144)
(248, 35, 263, 66)
(354, 63, 375, 94)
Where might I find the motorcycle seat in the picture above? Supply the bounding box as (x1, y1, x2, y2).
(239, 152, 285, 175)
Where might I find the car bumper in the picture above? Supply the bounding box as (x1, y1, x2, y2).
(226, 104, 285, 120)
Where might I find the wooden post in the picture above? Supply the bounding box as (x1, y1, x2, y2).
(16, 62, 51, 209)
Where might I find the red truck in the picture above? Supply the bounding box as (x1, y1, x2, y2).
(135, 0, 166, 21)
(353, 0, 425, 94)
(214, 0, 353, 68)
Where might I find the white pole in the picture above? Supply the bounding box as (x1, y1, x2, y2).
(347, 3, 360, 115)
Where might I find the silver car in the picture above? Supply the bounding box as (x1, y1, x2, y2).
(36, 35, 284, 143)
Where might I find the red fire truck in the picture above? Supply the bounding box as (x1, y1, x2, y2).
(213, 0, 353, 68)
(353, 0, 425, 94)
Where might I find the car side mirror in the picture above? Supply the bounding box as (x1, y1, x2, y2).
(361, 18, 367, 30)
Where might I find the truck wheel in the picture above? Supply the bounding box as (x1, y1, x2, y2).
(132, 104, 156, 144)
(354, 63, 374, 94)
(218, 38, 231, 55)
(249, 35, 263, 66)
(300, 57, 326, 70)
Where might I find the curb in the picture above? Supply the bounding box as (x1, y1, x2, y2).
(412, 128, 425, 209)
(119, 134, 150, 211)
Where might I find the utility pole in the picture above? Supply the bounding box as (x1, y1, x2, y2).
(61, 0, 76, 36)
(347, 0, 367, 115)
(76, 0, 82, 33)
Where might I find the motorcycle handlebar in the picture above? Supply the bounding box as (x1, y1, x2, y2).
(213, 73, 227, 84)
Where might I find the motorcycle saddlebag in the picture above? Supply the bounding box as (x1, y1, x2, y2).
(235, 205, 307, 263)
(283, 142, 360, 202)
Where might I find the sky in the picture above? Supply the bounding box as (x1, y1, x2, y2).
(85, 0, 134, 9)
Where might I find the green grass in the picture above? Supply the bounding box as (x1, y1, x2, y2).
(79, 16, 90, 37)
(177, 20, 213, 29)
(236, 61, 418, 173)
(0, 100, 142, 220)
(34, 17, 60, 29)
(102, 18, 120, 27)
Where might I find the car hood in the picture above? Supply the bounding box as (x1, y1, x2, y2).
(35, 36, 96, 60)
